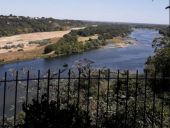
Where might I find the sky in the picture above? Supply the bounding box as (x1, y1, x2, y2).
(0, 0, 169, 25)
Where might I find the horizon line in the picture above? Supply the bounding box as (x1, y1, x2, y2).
(1, 14, 169, 26)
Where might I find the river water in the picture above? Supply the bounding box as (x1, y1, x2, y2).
(0, 28, 160, 117)
(0, 28, 160, 76)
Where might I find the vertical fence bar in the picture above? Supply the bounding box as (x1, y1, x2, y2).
(160, 72, 165, 128)
(57, 69, 60, 110)
(106, 69, 110, 116)
(152, 71, 156, 128)
(134, 70, 138, 127)
(47, 69, 50, 102)
(25, 71, 30, 109)
(86, 69, 91, 126)
(116, 70, 120, 128)
(143, 70, 147, 127)
(96, 70, 100, 127)
(14, 71, 18, 128)
(25, 71, 29, 128)
(67, 69, 71, 108)
(160, 92, 164, 128)
(87, 70, 90, 115)
(169, 97, 170, 128)
(2, 72, 7, 127)
(37, 70, 40, 102)
(77, 70, 81, 110)
(125, 70, 129, 128)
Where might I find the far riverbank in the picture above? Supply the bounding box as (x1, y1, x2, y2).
(0, 29, 160, 75)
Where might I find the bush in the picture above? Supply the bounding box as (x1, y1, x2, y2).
(19, 94, 91, 128)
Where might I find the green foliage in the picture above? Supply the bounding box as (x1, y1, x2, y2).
(44, 25, 132, 55)
(146, 27, 170, 92)
(0, 59, 4, 64)
(44, 34, 83, 55)
(0, 15, 87, 37)
(18, 94, 91, 128)
(29, 39, 49, 46)
(74, 25, 132, 39)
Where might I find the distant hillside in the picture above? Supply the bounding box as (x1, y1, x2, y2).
(0, 14, 89, 37)
(0, 14, 167, 37)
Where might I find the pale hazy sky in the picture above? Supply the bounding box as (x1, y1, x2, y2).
(0, 0, 169, 24)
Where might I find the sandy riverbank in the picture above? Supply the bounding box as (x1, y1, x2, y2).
(112, 37, 137, 48)
(0, 30, 73, 63)
(0, 30, 136, 64)
(0, 30, 70, 54)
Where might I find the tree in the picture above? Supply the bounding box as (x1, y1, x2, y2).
(19, 94, 91, 128)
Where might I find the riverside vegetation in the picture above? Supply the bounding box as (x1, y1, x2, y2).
(1, 67, 169, 128)
(0, 15, 167, 64)
(44, 25, 132, 55)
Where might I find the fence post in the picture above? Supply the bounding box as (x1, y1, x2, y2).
(67, 69, 71, 108)
(134, 70, 138, 127)
(2, 72, 7, 127)
(14, 71, 18, 128)
(125, 70, 129, 128)
(37, 70, 40, 102)
(87, 69, 91, 115)
(160, 72, 165, 128)
(143, 70, 148, 127)
(57, 69, 61, 110)
(25, 71, 30, 128)
(106, 69, 110, 117)
(77, 69, 81, 111)
(96, 70, 100, 127)
(47, 69, 50, 102)
(86, 69, 91, 126)
(116, 70, 120, 128)
(25, 71, 30, 109)
(152, 71, 156, 128)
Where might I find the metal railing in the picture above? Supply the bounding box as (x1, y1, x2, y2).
(0, 69, 170, 128)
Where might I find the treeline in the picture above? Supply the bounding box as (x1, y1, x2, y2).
(44, 25, 132, 55)
(71, 25, 132, 39)
(130, 23, 168, 30)
(0, 14, 165, 37)
(0, 14, 87, 37)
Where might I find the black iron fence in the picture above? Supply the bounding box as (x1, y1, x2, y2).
(0, 69, 170, 128)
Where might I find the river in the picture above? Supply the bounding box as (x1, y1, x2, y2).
(0, 28, 160, 76)
(0, 28, 160, 117)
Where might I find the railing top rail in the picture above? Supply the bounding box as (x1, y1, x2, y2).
(0, 76, 170, 83)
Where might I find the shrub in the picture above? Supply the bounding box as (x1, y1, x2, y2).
(20, 94, 91, 128)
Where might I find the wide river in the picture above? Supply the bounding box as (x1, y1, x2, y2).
(0, 28, 160, 117)
(0, 28, 160, 76)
